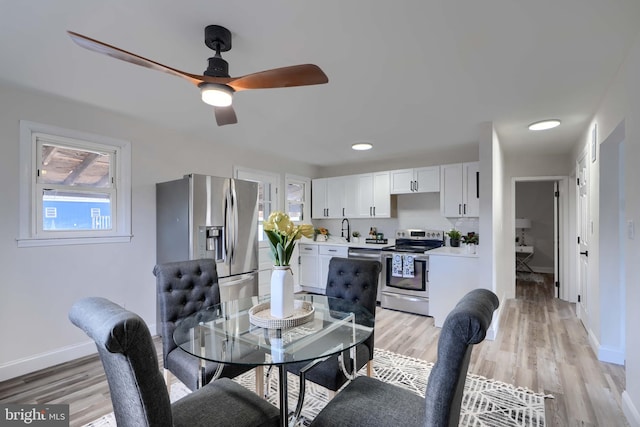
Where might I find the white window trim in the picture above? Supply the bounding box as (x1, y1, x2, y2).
(285, 173, 311, 223)
(17, 120, 132, 247)
(234, 166, 280, 248)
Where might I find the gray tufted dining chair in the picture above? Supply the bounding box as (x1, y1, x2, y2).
(153, 259, 262, 392)
(286, 257, 381, 396)
(309, 288, 499, 427)
(69, 297, 280, 427)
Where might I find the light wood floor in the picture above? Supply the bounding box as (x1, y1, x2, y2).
(0, 275, 628, 426)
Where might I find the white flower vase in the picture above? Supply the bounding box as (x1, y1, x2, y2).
(466, 243, 477, 254)
(270, 266, 294, 318)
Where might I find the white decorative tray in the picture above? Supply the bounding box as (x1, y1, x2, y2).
(249, 300, 315, 329)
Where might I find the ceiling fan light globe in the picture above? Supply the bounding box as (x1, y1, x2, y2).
(200, 83, 234, 107)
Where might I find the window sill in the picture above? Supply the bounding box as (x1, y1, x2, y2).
(16, 235, 133, 248)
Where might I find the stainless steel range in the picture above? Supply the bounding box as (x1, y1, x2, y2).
(380, 229, 444, 316)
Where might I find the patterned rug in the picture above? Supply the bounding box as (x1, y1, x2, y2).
(84, 348, 551, 426)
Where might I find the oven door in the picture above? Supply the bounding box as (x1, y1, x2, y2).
(380, 252, 429, 297)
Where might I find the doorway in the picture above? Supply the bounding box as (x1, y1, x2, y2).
(512, 176, 570, 302)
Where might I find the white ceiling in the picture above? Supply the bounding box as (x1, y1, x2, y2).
(2, 0, 639, 167)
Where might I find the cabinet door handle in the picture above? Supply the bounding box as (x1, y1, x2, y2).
(328, 249, 337, 252)
(459, 204, 462, 215)
(464, 204, 467, 215)
(410, 180, 414, 191)
(342, 207, 345, 217)
(476, 171, 480, 198)
(369, 206, 372, 216)
(414, 180, 418, 192)
(373, 206, 376, 216)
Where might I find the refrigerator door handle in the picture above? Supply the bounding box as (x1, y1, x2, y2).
(224, 186, 232, 264)
(230, 179, 239, 263)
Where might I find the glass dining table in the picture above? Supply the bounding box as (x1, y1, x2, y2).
(173, 294, 374, 427)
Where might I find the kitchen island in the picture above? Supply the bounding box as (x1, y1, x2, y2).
(428, 246, 479, 327)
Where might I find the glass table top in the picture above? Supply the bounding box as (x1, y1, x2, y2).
(173, 294, 374, 366)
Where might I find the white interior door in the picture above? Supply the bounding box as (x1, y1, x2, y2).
(577, 153, 589, 324)
(554, 181, 559, 297)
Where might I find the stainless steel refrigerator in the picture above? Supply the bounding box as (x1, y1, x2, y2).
(156, 174, 259, 303)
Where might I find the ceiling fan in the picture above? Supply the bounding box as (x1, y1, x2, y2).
(67, 25, 329, 126)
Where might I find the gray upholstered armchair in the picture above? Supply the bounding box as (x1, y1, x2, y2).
(153, 259, 261, 392)
(309, 288, 499, 427)
(286, 257, 381, 395)
(69, 297, 280, 427)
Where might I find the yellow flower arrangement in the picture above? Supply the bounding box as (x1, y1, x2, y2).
(263, 211, 314, 266)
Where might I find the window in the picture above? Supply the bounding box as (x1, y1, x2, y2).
(285, 174, 311, 222)
(18, 121, 131, 247)
(234, 168, 280, 242)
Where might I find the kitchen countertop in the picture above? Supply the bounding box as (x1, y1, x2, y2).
(428, 246, 479, 258)
(299, 237, 395, 249)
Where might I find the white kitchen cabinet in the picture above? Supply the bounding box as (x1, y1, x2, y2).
(390, 166, 440, 194)
(357, 171, 391, 218)
(312, 176, 350, 218)
(440, 162, 479, 217)
(298, 244, 347, 294)
(319, 245, 348, 292)
(298, 244, 319, 288)
(312, 178, 329, 219)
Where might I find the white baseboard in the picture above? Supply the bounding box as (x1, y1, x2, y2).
(623, 391, 640, 427)
(587, 325, 625, 365)
(0, 341, 96, 382)
(530, 266, 554, 274)
(598, 345, 625, 365)
(485, 294, 504, 341)
(0, 322, 158, 382)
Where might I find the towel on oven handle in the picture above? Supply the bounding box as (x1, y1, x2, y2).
(392, 253, 403, 277)
(403, 255, 415, 278)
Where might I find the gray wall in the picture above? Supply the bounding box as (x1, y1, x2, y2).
(0, 81, 319, 380)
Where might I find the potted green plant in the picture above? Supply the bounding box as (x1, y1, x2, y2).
(462, 232, 478, 245)
(352, 231, 361, 243)
(462, 232, 478, 253)
(446, 229, 462, 247)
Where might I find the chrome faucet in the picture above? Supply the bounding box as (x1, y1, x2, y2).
(341, 218, 350, 243)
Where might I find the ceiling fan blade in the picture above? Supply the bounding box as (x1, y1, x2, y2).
(227, 64, 328, 91)
(214, 105, 238, 126)
(67, 31, 232, 87)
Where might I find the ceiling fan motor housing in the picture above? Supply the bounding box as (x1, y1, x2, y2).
(204, 56, 230, 78)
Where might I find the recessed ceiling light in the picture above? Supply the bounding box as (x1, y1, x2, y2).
(352, 142, 373, 151)
(528, 119, 561, 131)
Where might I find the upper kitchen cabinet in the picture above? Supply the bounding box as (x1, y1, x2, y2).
(440, 162, 479, 217)
(390, 166, 440, 194)
(357, 171, 391, 218)
(312, 176, 357, 219)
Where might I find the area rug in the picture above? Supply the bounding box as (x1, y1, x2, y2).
(83, 348, 551, 427)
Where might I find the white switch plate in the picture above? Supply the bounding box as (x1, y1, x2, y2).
(628, 220, 635, 240)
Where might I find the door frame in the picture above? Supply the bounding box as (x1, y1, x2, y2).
(576, 151, 589, 322)
(511, 176, 571, 301)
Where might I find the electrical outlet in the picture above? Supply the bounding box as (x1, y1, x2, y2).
(628, 220, 635, 240)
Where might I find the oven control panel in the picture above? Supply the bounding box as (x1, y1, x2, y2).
(395, 229, 444, 240)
